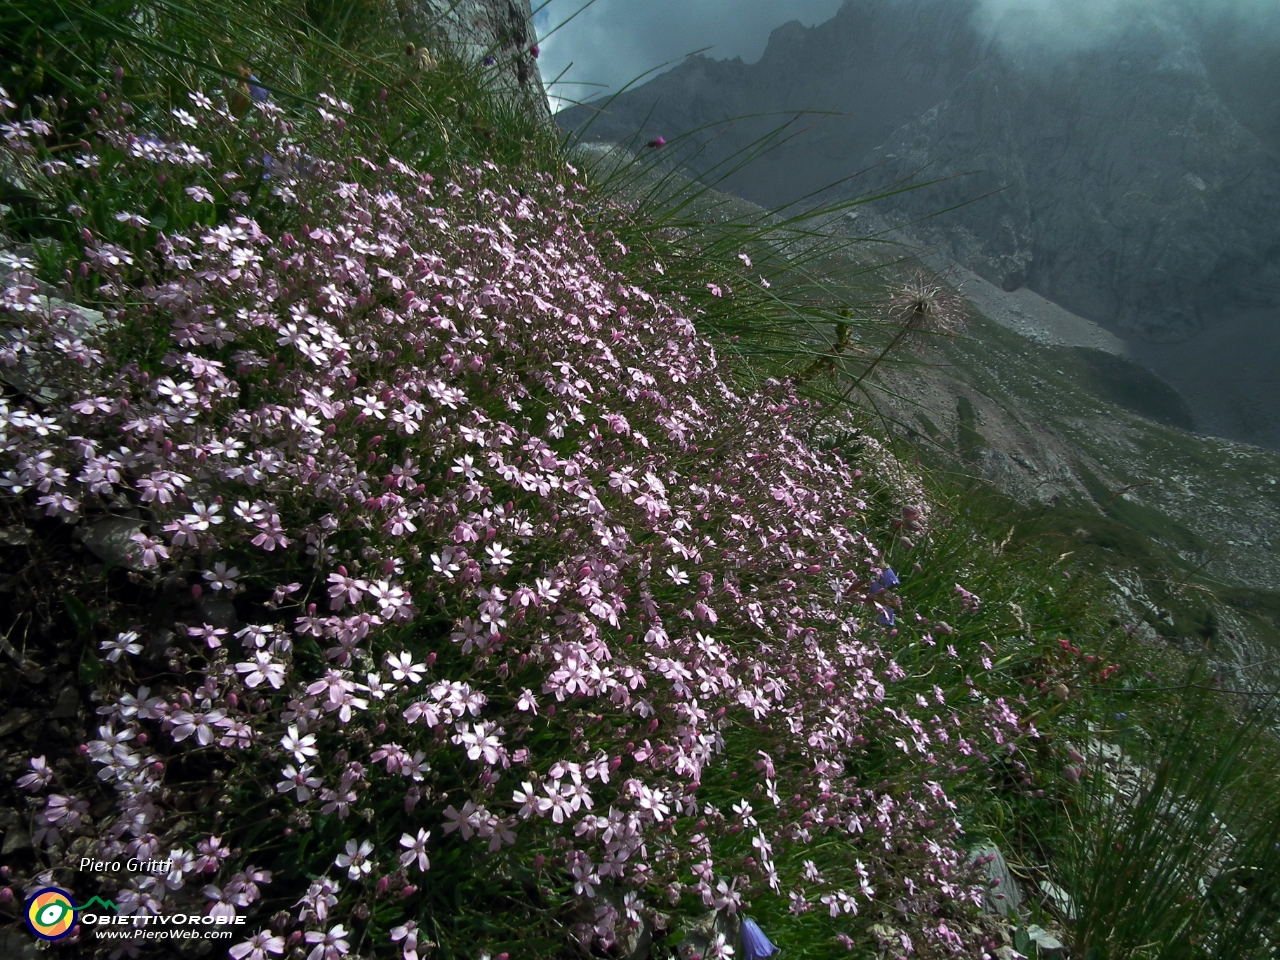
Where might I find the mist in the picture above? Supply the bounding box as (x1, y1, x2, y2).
(535, 0, 1280, 107)
(534, 0, 843, 111)
(971, 0, 1280, 54)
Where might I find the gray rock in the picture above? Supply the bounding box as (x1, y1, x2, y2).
(78, 517, 146, 570)
(0, 708, 36, 737)
(1, 821, 31, 855)
(678, 911, 738, 960)
(0, 293, 111, 402)
(1024, 924, 1068, 959)
(970, 842, 1023, 916)
(0, 526, 32, 546)
(0, 926, 41, 959)
(195, 597, 239, 630)
(405, 0, 547, 116)
(48, 686, 80, 719)
(1038, 880, 1079, 922)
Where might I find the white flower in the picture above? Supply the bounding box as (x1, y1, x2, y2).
(515, 688, 538, 714)
(485, 542, 513, 567)
(236, 651, 286, 689)
(385, 651, 426, 684)
(334, 839, 373, 881)
(304, 924, 350, 960)
(398, 828, 431, 872)
(276, 764, 321, 802)
(281, 725, 317, 763)
(100, 630, 143, 662)
(230, 931, 285, 959)
(204, 561, 240, 591)
(16, 755, 53, 791)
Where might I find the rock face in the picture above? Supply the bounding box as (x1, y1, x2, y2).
(558, 0, 1280, 448)
(408, 0, 547, 116)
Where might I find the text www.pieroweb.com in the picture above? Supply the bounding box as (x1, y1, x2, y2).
(93, 927, 234, 941)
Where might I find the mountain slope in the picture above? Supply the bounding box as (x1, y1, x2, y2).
(557, 0, 1280, 449)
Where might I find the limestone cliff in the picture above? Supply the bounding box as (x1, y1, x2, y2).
(404, 0, 547, 116)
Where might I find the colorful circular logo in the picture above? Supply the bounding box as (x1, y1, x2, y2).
(26, 887, 78, 941)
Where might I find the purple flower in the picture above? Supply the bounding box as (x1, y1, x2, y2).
(647, 136, 667, 149)
(877, 608, 895, 627)
(740, 918, 777, 960)
(869, 567, 899, 595)
(483, 56, 496, 67)
(247, 75, 270, 103)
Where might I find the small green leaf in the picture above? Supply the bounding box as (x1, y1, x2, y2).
(65, 596, 95, 636)
(79, 649, 104, 683)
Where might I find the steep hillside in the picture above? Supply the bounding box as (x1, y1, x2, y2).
(557, 0, 1280, 450)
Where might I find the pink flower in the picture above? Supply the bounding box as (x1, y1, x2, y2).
(390, 920, 420, 960)
(16, 755, 53, 791)
(304, 925, 350, 960)
(398, 828, 431, 872)
(230, 931, 286, 959)
(334, 839, 373, 881)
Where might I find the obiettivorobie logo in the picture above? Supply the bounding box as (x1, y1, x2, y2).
(25, 887, 118, 941)
(24, 885, 247, 943)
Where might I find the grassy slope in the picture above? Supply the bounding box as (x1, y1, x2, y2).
(586, 151, 1280, 694)
(861, 308, 1280, 694)
(1, 6, 1277, 953)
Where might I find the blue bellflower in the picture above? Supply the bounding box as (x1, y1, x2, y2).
(867, 567, 898, 596)
(247, 75, 270, 103)
(740, 918, 778, 960)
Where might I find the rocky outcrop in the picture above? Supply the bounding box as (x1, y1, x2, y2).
(404, 0, 547, 116)
(557, 0, 1280, 447)
(865, 13, 1280, 345)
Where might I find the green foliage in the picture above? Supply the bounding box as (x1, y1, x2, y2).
(1067, 347, 1195, 431)
(4, 3, 1279, 958)
(956, 396, 983, 463)
(1061, 682, 1280, 960)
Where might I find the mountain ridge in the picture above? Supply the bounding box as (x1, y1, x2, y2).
(558, 0, 1280, 449)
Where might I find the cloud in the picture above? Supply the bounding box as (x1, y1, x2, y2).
(532, 0, 1280, 110)
(534, 0, 844, 111)
(970, 0, 1280, 55)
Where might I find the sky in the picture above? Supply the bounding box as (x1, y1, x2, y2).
(533, 0, 845, 112)
(533, 0, 1280, 111)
